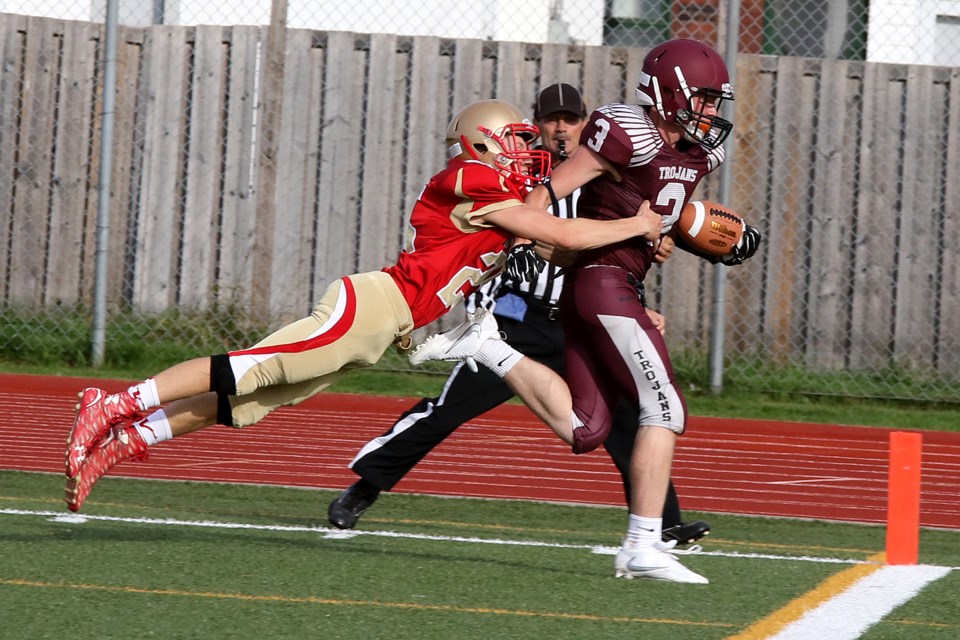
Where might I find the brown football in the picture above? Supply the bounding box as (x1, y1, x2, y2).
(675, 200, 744, 256)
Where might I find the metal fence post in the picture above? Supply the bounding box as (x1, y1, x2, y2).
(91, 0, 120, 367)
(251, 0, 288, 319)
(709, 0, 742, 394)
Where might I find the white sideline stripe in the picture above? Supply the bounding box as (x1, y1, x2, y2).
(769, 564, 952, 639)
(5, 509, 959, 571)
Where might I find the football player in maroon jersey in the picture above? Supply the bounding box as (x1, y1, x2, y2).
(64, 99, 663, 514)
(411, 39, 761, 583)
(328, 83, 710, 548)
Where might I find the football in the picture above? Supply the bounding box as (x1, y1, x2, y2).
(675, 200, 744, 256)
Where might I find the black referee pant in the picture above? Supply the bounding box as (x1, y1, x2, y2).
(350, 303, 684, 526)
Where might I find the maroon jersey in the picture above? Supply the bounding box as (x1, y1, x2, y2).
(383, 158, 523, 328)
(575, 104, 724, 278)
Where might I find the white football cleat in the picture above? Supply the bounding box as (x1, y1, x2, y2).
(614, 544, 709, 584)
(408, 309, 501, 373)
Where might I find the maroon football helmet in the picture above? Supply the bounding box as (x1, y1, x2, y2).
(635, 39, 735, 149)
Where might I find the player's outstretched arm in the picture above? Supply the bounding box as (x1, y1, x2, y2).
(526, 144, 613, 208)
(488, 201, 659, 252)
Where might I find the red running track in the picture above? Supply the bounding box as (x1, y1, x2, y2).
(2, 374, 958, 529)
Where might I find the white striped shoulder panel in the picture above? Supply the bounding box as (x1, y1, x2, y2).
(706, 144, 725, 171)
(596, 103, 662, 167)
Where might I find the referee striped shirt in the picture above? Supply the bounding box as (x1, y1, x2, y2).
(466, 186, 580, 314)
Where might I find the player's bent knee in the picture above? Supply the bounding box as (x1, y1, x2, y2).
(641, 421, 685, 436)
(572, 424, 610, 454)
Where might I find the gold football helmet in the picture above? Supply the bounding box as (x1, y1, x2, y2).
(445, 99, 551, 186)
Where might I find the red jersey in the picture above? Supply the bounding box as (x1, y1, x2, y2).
(575, 104, 725, 279)
(383, 157, 523, 328)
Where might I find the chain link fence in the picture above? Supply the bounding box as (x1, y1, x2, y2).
(1, 0, 958, 403)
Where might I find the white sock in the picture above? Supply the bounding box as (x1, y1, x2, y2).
(473, 340, 524, 377)
(134, 409, 173, 446)
(625, 514, 662, 549)
(128, 378, 161, 411)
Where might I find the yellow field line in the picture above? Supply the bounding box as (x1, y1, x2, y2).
(726, 552, 887, 639)
(0, 577, 735, 628)
(889, 619, 960, 630)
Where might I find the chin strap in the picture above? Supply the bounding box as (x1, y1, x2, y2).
(459, 134, 482, 161)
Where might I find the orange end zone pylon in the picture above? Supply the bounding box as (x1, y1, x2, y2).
(886, 431, 922, 565)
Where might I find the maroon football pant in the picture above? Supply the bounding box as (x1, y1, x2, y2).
(560, 265, 687, 454)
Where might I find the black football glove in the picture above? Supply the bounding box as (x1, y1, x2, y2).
(504, 242, 544, 283)
(719, 224, 762, 266)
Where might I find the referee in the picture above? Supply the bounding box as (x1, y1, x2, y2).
(328, 84, 709, 546)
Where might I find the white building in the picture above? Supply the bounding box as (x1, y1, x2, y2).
(867, 0, 960, 65)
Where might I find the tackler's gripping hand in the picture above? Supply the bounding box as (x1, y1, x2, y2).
(719, 224, 762, 266)
(504, 242, 544, 283)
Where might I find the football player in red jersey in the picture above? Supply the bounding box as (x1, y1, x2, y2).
(63, 99, 663, 513)
(411, 39, 762, 584)
(328, 84, 710, 548)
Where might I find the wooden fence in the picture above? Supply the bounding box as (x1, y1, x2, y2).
(0, 13, 957, 378)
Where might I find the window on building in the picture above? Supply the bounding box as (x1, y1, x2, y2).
(604, 0, 671, 48)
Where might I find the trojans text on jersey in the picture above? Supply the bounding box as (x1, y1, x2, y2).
(658, 166, 698, 182)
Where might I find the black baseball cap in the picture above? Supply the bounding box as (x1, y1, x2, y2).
(534, 83, 587, 120)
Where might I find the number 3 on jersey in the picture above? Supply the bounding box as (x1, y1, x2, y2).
(587, 118, 610, 152)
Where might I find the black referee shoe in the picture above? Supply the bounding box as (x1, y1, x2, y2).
(662, 521, 711, 545)
(327, 481, 381, 529)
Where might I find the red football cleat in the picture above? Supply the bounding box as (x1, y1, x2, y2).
(65, 421, 150, 513)
(66, 388, 142, 479)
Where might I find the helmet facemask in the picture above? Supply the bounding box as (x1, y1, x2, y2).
(460, 122, 551, 187)
(676, 85, 734, 149)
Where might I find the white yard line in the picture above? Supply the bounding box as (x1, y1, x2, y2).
(3, 508, 956, 571)
(769, 564, 951, 639)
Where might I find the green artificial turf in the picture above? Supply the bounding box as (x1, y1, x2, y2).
(2, 470, 957, 640)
